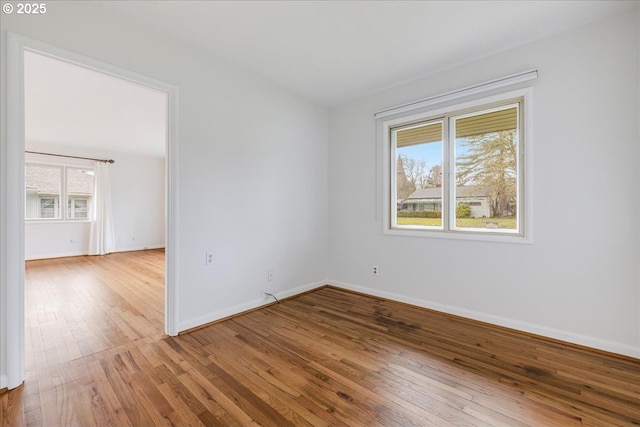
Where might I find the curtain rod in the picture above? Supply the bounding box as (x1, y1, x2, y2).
(25, 151, 115, 164)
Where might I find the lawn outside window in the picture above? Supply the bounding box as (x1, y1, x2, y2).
(379, 87, 533, 243)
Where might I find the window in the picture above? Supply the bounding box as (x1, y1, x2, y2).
(381, 87, 531, 241)
(65, 168, 94, 219)
(25, 164, 94, 220)
(40, 197, 59, 218)
(68, 198, 89, 219)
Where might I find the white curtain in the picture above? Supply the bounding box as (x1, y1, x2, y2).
(89, 161, 115, 255)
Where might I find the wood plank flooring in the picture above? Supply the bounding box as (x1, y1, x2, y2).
(2, 252, 639, 426)
(23, 250, 166, 373)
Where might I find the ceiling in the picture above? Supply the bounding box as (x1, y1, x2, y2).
(99, 0, 636, 107)
(24, 51, 168, 158)
(24, 1, 635, 158)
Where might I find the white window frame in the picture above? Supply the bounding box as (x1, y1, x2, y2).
(68, 197, 89, 219)
(379, 87, 533, 244)
(64, 167, 94, 220)
(39, 196, 59, 218)
(25, 162, 94, 222)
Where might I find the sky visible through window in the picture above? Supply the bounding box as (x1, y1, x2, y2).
(397, 139, 470, 170)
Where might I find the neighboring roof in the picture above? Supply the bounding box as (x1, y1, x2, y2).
(26, 165, 60, 194)
(405, 186, 489, 200)
(26, 165, 93, 195)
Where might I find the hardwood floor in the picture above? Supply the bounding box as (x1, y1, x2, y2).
(2, 253, 639, 426)
(23, 250, 166, 373)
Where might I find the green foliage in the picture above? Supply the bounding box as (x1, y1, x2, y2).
(397, 210, 441, 218)
(456, 204, 471, 218)
(397, 216, 516, 229)
(456, 130, 517, 217)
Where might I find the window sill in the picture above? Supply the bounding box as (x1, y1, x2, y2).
(384, 227, 532, 244)
(26, 220, 92, 224)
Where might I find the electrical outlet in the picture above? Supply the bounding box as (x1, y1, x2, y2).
(372, 265, 379, 276)
(206, 252, 214, 266)
(267, 270, 273, 282)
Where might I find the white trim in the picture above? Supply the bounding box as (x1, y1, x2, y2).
(4, 32, 180, 389)
(6, 31, 26, 391)
(24, 246, 166, 261)
(382, 228, 532, 244)
(112, 245, 166, 254)
(26, 251, 90, 261)
(380, 87, 534, 244)
(177, 280, 327, 332)
(374, 69, 538, 119)
(0, 375, 7, 390)
(327, 280, 640, 359)
(637, 5, 640, 361)
(25, 162, 94, 221)
(24, 219, 92, 224)
(165, 86, 179, 337)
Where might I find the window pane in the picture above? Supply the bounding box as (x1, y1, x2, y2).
(25, 165, 61, 219)
(453, 106, 518, 231)
(394, 121, 443, 228)
(40, 198, 58, 218)
(66, 168, 94, 219)
(69, 198, 89, 219)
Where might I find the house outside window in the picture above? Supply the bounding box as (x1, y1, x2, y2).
(65, 168, 94, 219)
(25, 163, 94, 220)
(380, 87, 532, 242)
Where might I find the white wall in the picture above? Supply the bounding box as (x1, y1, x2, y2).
(0, 3, 329, 388)
(111, 153, 165, 252)
(328, 10, 640, 357)
(24, 147, 165, 260)
(1, 3, 637, 392)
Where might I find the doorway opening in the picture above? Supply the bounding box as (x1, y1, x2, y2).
(23, 50, 168, 373)
(5, 32, 179, 389)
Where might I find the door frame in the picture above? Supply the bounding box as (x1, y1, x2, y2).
(4, 31, 180, 389)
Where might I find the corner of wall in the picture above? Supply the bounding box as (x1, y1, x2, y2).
(177, 280, 327, 333)
(0, 24, 9, 394)
(637, 2, 640, 356)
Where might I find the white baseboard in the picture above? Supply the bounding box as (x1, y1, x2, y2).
(177, 280, 326, 333)
(112, 245, 165, 253)
(25, 246, 165, 261)
(327, 280, 640, 359)
(177, 277, 639, 359)
(0, 374, 7, 390)
(25, 251, 88, 261)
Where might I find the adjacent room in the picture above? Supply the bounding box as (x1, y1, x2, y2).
(1, 1, 639, 426)
(22, 50, 168, 373)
